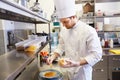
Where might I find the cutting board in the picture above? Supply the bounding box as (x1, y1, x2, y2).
(109, 49, 120, 55)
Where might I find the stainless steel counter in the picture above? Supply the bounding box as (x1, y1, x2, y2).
(15, 51, 120, 80)
(0, 48, 119, 80)
(16, 58, 39, 80)
(0, 50, 34, 80)
(16, 58, 69, 80)
(0, 41, 49, 80)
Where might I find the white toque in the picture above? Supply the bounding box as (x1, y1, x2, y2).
(54, 0, 76, 18)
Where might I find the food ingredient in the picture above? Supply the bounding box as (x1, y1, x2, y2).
(44, 71, 56, 78)
(58, 58, 66, 66)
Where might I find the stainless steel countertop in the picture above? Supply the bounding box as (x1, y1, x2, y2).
(0, 48, 118, 80)
(15, 52, 119, 80)
(0, 50, 34, 80)
(0, 41, 49, 80)
(16, 58, 39, 80)
(16, 58, 69, 80)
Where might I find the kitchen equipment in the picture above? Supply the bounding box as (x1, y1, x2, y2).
(83, 2, 93, 14)
(92, 56, 108, 80)
(39, 69, 63, 80)
(108, 55, 120, 80)
(96, 22, 103, 31)
(103, 24, 114, 31)
(30, 0, 43, 16)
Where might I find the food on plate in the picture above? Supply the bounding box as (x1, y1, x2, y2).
(58, 58, 67, 66)
(44, 71, 56, 78)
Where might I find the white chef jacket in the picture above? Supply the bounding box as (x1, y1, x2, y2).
(54, 21, 102, 80)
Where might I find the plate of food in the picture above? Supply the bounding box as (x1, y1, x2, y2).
(39, 69, 63, 80)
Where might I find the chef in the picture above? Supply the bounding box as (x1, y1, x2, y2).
(47, 0, 102, 80)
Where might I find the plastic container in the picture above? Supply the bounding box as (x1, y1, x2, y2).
(109, 38, 113, 48)
(15, 39, 32, 51)
(96, 22, 103, 31)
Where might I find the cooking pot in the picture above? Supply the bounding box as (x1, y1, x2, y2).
(38, 69, 63, 80)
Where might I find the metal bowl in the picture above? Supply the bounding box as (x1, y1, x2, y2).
(39, 69, 63, 80)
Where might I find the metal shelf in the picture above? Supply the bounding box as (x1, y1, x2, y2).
(98, 31, 120, 32)
(0, 0, 50, 23)
(79, 15, 120, 19)
(103, 46, 120, 51)
(96, 0, 120, 3)
(95, 15, 120, 18)
(75, 0, 94, 4)
(80, 16, 94, 19)
(0, 0, 51, 79)
(0, 40, 49, 80)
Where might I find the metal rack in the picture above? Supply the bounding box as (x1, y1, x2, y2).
(0, 0, 51, 80)
(0, 0, 49, 23)
(0, 0, 51, 51)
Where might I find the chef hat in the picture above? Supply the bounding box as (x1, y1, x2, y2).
(54, 0, 76, 18)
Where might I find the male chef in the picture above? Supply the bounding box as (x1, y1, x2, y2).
(47, 0, 102, 80)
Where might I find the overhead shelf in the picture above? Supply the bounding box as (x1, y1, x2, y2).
(98, 31, 120, 32)
(75, 0, 94, 4)
(95, 15, 120, 18)
(96, 0, 120, 3)
(0, 0, 50, 23)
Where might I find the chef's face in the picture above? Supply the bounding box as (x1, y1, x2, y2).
(60, 16, 76, 29)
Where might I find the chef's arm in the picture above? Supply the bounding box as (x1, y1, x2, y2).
(84, 28, 102, 66)
(79, 58, 88, 66)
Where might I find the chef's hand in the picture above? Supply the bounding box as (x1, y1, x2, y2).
(59, 58, 80, 68)
(46, 55, 55, 65)
(46, 53, 59, 65)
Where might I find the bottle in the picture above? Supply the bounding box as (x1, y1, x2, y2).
(109, 38, 113, 48)
(104, 38, 109, 48)
(101, 38, 105, 48)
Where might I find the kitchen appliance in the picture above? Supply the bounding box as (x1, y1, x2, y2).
(92, 55, 120, 80)
(108, 55, 120, 80)
(92, 56, 108, 80)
